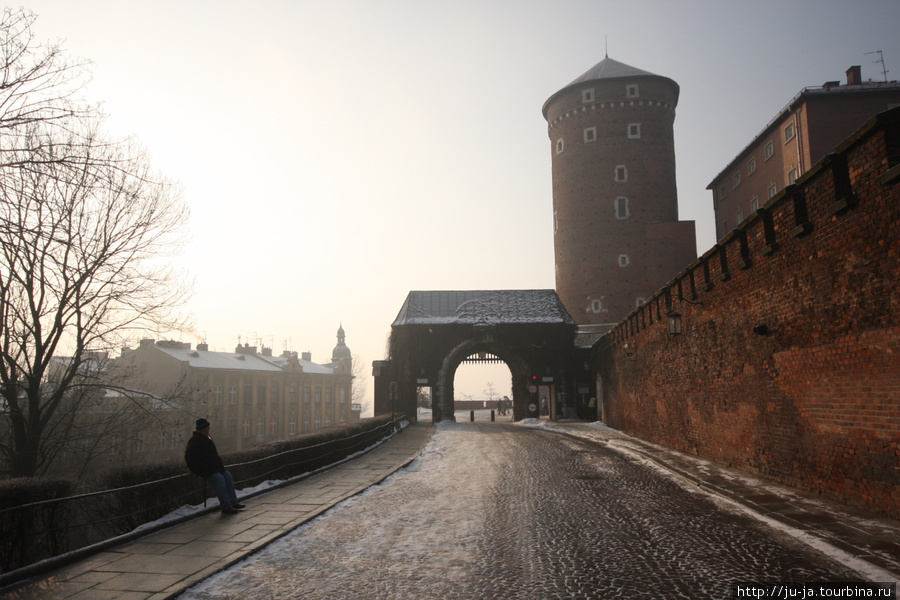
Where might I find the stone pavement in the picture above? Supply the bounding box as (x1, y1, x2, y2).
(551, 421, 900, 581)
(0, 422, 435, 600)
(2, 418, 898, 599)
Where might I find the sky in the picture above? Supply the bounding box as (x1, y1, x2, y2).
(14, 0, 900, 409)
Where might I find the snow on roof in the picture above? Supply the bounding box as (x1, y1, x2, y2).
(152, 345, 334, 375)
(392, 290, 576, 327)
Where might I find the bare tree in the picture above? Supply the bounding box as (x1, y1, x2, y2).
(350, 354, 370, 417)
(0, 10, 190, 478)
(483, 381, 498, 404)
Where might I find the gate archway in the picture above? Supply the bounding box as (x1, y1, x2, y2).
(373, 290, 577, 422)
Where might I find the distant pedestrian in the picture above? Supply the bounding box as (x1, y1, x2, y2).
(184, 418, 245, 515)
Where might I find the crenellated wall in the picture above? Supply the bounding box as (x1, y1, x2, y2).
(593, 107, 900, 517)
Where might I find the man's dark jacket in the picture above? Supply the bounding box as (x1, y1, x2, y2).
(184, 431, 226, 478)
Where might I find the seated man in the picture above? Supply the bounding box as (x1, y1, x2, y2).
(184, 418, 245, 514)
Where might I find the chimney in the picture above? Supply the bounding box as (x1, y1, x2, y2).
(301, 351, 312, 361)
(197, 343, 209, 351)
(846, 65, 861, 86)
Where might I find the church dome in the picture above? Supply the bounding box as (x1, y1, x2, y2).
(331, 324, 351, 362)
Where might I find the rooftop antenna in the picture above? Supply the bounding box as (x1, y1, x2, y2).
(865, 50, 888, 82)
(605, 36, 608, 59)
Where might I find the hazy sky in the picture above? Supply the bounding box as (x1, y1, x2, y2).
(15, 0, 900, 406)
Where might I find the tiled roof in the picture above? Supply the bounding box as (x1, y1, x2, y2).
(392, 290, 576, 326)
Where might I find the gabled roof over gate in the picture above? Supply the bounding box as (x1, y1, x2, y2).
(392, 290, 576, 326)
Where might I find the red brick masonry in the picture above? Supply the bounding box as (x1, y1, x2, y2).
(594, 107, 900, 518)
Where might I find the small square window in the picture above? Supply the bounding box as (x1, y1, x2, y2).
(765, 140, 774, 160)
(618, 254, 630, 267)
(784, 123, 795, 142)
(583, 127, 596, 143)
(627, 123, 641, 139)
(626, 84, 639, 98)
(556, 138, 564, 154)
(615, 165, 627, 182)
(635, 297, 645, 307)
(591, 300, 602, 313)
(747, 157, 756, 175)
(732, 172, 740, 188)
(582, 88, 594, 103)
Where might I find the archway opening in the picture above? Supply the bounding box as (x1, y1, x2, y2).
(452, 354, 512, 422)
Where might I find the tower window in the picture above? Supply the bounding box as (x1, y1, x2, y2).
(747, 156, 756, 174)
(627, 123, 641, 139)
(626, 84, 639, 98)
(635, 297, 645, 307)
(732, 172, 740, 188)
(619, 254, 630, 267)
(765, 140, 774, 160)
(615, 165, 627, 182)
(591, 300, 602, 313)
(768, 182, 777, 198)
(556, 138, 564, 154)
(736, 209, 744, 224)
(582, 88, 595, 103)
(750, 196, 759, 212)
(615, 196, 630, 219)
(788, 167, 799, 184)
(583, 127, 597, 143)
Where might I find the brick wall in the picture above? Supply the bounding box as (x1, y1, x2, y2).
(593, 107, 900, 517)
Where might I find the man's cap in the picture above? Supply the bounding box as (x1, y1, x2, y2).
(196, 418, 211, 430)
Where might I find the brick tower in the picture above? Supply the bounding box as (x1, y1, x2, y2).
(543, 56, 696, 331)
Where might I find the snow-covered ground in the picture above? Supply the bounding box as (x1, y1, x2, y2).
(175, 418, 897, 599)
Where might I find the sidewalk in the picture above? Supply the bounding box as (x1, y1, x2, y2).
(548, 421, 900, 581)
(1, 422, 435, 600)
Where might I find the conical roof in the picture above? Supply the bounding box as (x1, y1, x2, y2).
(542, 56, 679, 117)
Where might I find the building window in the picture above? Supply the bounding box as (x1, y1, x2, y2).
(303, 386, 311, 403)
(229, 385, 237, 405)
(243, 420, 250, 438)
(718, 185, 726, 202)
(270, 420, 278, 437)
(271, 387, 279, 404)
(765, 140, 774, 160)
(736, 209, 744, 224)
(314, 416, 321, 430)
(722, 219, 729, 233)
(303, 416, 310, 433)
(751, 196, 759, 212)
(618, 254, 630, 267)
(339, 388, 346, 404)
(214, 386, 222, 405)
(732, 172, 740, 188)
(289, 387, 298, 404)
(325, 388, 332, 404)
(583, 127, 596, 143)
(556, 138, 564, 154)
(325, 415, 332, 427)
(135, 431, 145, 454)
(582, 88, 594, 103)
(784, 122, 795, 142)
(747, 156, 756, 175)
(635, 297, 645, 307)
(788, 167, 799, 184)
(591, 299, 602, 313)
(315, 387, 322, 403)
(615, 196, 629, 219)
(626, 83, 639, 98)
(289, 419, 297, 436)
(768, 182, 777, 198)
(627, 123, 641, 139)
(243, 386, 252, 406)
(614, 165, 627, 182)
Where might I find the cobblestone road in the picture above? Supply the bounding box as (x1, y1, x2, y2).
(178, 422, 862, 600)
